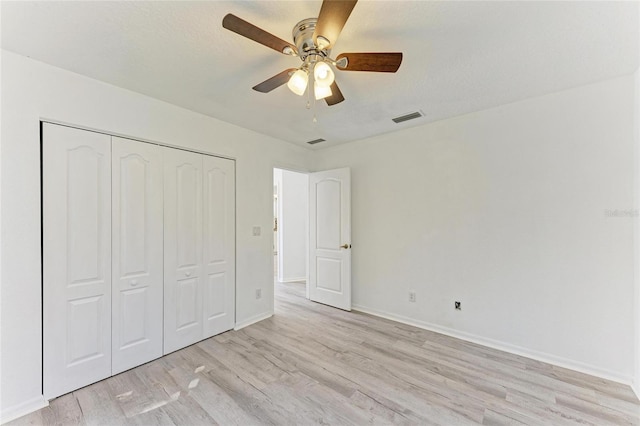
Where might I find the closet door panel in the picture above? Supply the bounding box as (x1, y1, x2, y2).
(43, 123, 112, 399)
(164, 147, 204, 354)
(111, 137, 163, 374)
(203, 156, 236, 337)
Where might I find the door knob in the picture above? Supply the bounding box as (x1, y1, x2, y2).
(185, 271, 192, 277)
(340, 244, 351, 249)
(130, 279, 138, 286)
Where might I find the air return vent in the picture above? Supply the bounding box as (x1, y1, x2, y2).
(306, 138, 326, 145)
(392, 111, 423, 124)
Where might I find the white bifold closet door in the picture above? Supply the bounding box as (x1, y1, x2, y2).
(163, 148, 204, 353)
(44, 124, 235, 396)
(163, 147, 235, 354)
(202, 155, 235, 337)
(43, 124, 112, 399)
(111, 137, 163, 375)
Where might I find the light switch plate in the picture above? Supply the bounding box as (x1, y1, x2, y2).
(252, 226, 261, 236)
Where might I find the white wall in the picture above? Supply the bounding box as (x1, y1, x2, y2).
(0, 18, 3, 426)
(634, 65, 640, 400)
(0, 50, 312, 421)
(634, 66, 640, 399)
(277, 169, 308, 282)
(634, 3, 640, 401)
(314, 74, 637, 383)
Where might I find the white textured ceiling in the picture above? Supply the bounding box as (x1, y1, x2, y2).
(2, 1, 638, 149)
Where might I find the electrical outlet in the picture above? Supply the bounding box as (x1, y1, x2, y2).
(409, 292, 416, 303)
(455, 301, 461, 310)
(256, 289, 262, 299)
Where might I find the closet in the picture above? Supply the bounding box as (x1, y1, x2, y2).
(42, 123, 235, 399)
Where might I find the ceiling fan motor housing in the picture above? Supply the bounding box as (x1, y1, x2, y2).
(292, 18, 330, 60)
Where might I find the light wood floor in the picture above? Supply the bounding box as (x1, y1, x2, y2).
(11, 281, 640, 425)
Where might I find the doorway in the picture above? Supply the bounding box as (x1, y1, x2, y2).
(273, 168, 309, 297)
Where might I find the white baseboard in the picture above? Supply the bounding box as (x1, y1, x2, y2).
(234, 311, 273, 331)
(352, 304, 633, 386)
(281, 277, 306, 283)
(0, 396, 48, 425)
(632, 382, 640, 402)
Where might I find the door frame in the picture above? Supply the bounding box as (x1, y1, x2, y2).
(272, 166, 311, 299)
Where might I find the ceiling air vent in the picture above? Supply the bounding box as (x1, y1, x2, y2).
(392, 111, 423, 124)
(307, 138, 326, 145)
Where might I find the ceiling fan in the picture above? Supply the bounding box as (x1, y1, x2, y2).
(222, 0, 403, 106)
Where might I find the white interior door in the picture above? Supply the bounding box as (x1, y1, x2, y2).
(163, 147, 204, 354)
(111, 137, 163, 374)
(43, 123, 112, 399)
(202, 155, 235, 337)
(309, 168, 351, 311)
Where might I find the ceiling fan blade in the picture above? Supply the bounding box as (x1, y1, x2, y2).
(325, 81, 345, 106)
(313, 0, 358, 49)
(336, 52, 403, 72)
(223, 14, 297, 56)
(252, 69, 296, 93)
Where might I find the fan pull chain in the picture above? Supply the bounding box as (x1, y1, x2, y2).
(312, 81, 318, 124)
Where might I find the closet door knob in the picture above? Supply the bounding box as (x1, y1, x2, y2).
(130, 279, 138, 286)
(185, 271, 192, 277)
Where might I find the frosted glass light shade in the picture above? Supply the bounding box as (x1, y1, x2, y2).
(313, 62, 335, 88)
(314, 84, 333, 100)
(287, 69, 308, 96)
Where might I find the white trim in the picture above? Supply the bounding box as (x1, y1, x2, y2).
(270, 163, 311, 174)
(352, 303, 634, 386)
(40, 119, 236, 161)
(233, 311, 273, 331)
(0, 396, 48, 425)
(281, 277, 306, 283)
(633, 382, 640, 402)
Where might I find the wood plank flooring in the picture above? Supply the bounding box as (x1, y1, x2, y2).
(10, 281, 640, 425)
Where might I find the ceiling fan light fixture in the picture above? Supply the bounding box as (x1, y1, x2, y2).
(287, 69, 309, 96)
(314, 84, 333, 100)
(313, 61, 335, 88)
